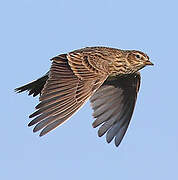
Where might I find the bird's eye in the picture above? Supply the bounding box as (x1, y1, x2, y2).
(135, 54, 141, 59)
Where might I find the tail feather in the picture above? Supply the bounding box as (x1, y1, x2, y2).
(15, 73, 49, 97)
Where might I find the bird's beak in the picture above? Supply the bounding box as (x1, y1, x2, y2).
(145, 60, 154, 66)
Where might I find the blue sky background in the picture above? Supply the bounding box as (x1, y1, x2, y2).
(1, 0, 178, 179)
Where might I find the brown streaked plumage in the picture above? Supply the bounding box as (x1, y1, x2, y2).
(15, 46, 153, 147)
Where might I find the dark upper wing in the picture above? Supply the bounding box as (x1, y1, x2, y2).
(28, 54, 107, 136)
(15, 73, 49, 97)
(90, 73, 141, 147)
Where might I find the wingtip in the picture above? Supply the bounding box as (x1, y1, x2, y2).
(33, 127, 38, 133)
(114, 137, 122, 147)
(14, 88, 18, 92)
(106, 136, 112, 144)
(98, 129, 104, 137)
(39, 133, 43, 137)
(92, 122, 97, 128)
(39, 130, 47, 137)
(14, 87, 23, 93)
(115, 143, 120, 147)
(29, 114, 34, 119)
(28, 120, 34, 127)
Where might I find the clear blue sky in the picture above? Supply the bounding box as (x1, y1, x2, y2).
(1, 0, 178, 179)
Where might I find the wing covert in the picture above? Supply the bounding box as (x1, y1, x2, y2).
(67, 47, 113, 80)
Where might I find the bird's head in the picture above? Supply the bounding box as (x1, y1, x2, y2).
(124, 50, 154, 73)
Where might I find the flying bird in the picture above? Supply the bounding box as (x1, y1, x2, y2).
(15, 46, 153, 147)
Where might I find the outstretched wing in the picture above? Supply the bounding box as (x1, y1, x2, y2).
(90, 73, 141, 147)
(28, 53, 108, 136)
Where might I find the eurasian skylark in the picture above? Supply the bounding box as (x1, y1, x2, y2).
(15, 46, 153, 147)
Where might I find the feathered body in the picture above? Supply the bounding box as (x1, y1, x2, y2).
(15, 47, 153, 147)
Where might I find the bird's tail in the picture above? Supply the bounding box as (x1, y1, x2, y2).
(15, 73, 49, 97)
